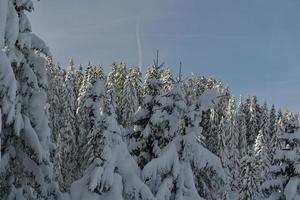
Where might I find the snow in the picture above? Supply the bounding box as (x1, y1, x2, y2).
(22, 116, 43, 162)
(15, 0, 34, 12)
(284, 177, 299, 200)
(5, 2, 19, 48)
(0, 51, 17, 125)
(198, 89, 220, 111)
(19, 150, 48, 196)
(14, 104, 24, 136)
(88, 164, 104, 192)
(19, 11, 32, 33)
(274, 149, 298, 162)
(70, 173, 123, 200)
(116, 142, 154, 200)
(155, 177, 173, 200)
(71, 140, 155, 200)
(28, 52, 48, 87)
(182, 128, 226, 180)
(176, 162, 205, 200)
(28, 90, 51, 147)
(0, 147, 15, 174)
(18, 33, 51, 57)
(142, 143, 179, 183)
(1, 2, 284, 197)
(134, 106, 150, 124)
(0, 0, 8, 49)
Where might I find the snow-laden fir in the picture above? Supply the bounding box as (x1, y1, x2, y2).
(1, 1, 300, 200)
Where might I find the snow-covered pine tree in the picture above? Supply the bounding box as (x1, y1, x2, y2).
(239, 153, 258, 200)
(262, 111, 300, 200)
(254, 102, 271, 194)
(161, 68, 174, 92)
(131, 57, 164, 167)
(269, 104, 277, 139)
(96, 64, 106, 81)
(203, 108, 220, 155)
(106, 62, 127, 122)
(0, 1, 61, 199)
(81, 74, 106, 167)
(140, 86, 226, 200)
(105, 64, 118, 120)
(244, 96, 261, 152)
(222, 97, 239, 193)
(75, 64, 84, 98)
(128, 67, 143, 105)
(269, 104, 278, 160)
(76, 65, 104, 175)
(46, 59, 65, 188)
(71, 115, 155, 200)
(105, 62, 120, 120)
(56, 59, 78, 191)
(184, 76, 223, 106)
(218, 116, 230, 170)
(71, 77, 154, 200)
(120, 73, 139, 128)
(47, 60, 64, 146)
(237, 95, 248, 159)
(277, 109, 283, 121)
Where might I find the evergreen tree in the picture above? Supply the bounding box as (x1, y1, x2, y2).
(128, 67, 143, 104)
(71, 114, 155, 200)
(269, 104, 278, 160)
(75, 64, 84, 98)
(46, 60, 65, 189)
(120, 74, 139, 128)
(71, 85, 154, 200)
(161, 68, 174, 92)
(225, 97, 240, 191)
(204, 109, 220, 155)
(243, 96, 261, 152)
(237, 96, 248, 159)
(262, 111, 300, 200)
(57, 60, 78, 191)
(254, 102, 271, 191)
(131, 62, 164, 167)
(0, 1, 61, 198)
(269, 104, 277, 140)
(239, 154, 258, 200)
(106, 62, 127, 122)
(140, 87, 226, 200)
(76, 66, 105, 175)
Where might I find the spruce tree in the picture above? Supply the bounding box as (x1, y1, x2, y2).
(131, 62, 164, 167)
(128, 67, 143, 104)
(57, 60, 78, 191)
(161, 68, 174, 92)
(71, 79, 154, 200)
(269, 104, 277, 140)
(254, 102, 271, 191)
(262, 111, 300, 200)
(76, 66, 104, 174)
(46, 60, 65, 189)
(140, 85, 226, 200)
(239, 153, 258, 200)
(247, 96, 260, 151)
(0, 1, 61, 199)
(120, 74, 139, 128)
(237, 96, 248, 159)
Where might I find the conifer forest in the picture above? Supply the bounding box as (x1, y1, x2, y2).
(0, 1, 300, 200)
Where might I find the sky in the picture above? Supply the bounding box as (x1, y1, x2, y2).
(28, 0, 300, 113)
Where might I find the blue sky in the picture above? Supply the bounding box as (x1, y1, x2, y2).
(29, 0, 300, 112)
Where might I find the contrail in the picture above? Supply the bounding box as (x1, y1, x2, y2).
(136, 18, 143, 70)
